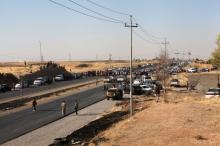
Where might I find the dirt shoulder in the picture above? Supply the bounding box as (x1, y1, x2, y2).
(88, 91, 220, 146)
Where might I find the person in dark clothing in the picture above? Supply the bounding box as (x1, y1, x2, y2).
(155, 86, 160, 102)
(74, 100, 79, 115)
(32, 98, 37, 111)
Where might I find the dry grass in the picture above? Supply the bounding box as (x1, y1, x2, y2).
(0, 60, 148, 77)
(89, 91, 220, 146)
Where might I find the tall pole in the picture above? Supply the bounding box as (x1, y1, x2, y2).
(39, 41, 43, 63)
(162, 38, 169, 95)
(125, 15, 138, 116)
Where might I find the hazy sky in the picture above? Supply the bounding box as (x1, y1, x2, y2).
(0, 0, 219, 61)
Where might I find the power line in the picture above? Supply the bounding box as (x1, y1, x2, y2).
(67, 0, 125, 23)
(85, 0, 130, 16)
(48, 0, 123, 24)
(132, 17, 164, 41)
(133, 30, 162, 44)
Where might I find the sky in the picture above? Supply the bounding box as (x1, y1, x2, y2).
(0, 0, 220, 61)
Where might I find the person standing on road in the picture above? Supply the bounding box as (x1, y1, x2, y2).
(74, 100, 79, 115)
(32, 98, 37, 111)
(61, 100, 66, 116)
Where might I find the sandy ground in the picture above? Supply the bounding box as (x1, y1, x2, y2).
(0, 60, 147, 76)
(88, 91, 220, 146)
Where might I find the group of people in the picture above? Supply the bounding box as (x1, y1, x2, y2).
(61, 100, 78, 116)
(32, 98, 79, 116)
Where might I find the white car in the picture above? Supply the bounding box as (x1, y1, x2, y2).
(14, 81, 29, 90)
(187, 68, 197, 73)
(133, 79, 142, 85)
(54, 74, 64, 81)
(205, 88, 220, 98)
(33, 77, 46, 86)
(170, 79, 180, 87)
(140, 85, 153, 95)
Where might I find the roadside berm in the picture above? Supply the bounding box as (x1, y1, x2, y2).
(50, 90, 220, 146)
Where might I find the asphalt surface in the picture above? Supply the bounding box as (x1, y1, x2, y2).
(0, 77, 98, 103)
(0, 85, 105, 145)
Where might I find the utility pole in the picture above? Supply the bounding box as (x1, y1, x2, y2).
(68, 52, 72, 61)
(188, 52, 191, 62)
(125, 15, 138, 116)
(161, 38, 169, 99)
(39, 41, 44, 63)
(162, 38, 169, 59)
(109, 53, 112, 68)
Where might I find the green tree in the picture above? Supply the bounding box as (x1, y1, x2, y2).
(211, 34, 220, 68)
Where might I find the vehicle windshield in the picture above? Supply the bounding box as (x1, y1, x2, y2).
(208, 88, 220, 92)
(108, 89, 117, 92)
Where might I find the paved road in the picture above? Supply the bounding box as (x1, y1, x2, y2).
(0, 77, 99, 103)
(0, 85, 105, 145)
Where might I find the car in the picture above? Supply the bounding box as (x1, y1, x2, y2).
(14, 81, 29, 90)
(0, 84, 11, 93)
(170, 79, 180, 87)
(116, 75, 126, 82)
(187, 67, 197, 73)
(106, 88, 123, 100)
(33, 77, 47, 86)
(205, 88, 220, 98)
(132, 85, 144, 95)
(199, 68, 209, 72)
(133, 79, 142, 85)
(140, 85, 153, 95)
(54, 74, 65, 81)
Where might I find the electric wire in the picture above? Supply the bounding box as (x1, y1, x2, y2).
(67, 0, 125, 23)
(133, 30, 162, 45)
(48, 0, 123, 24)
(85, 0, 130, 16)
(132, 17, 164, 42)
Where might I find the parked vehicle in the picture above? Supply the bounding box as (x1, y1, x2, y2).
(170, 79, 180, 87)
(116, 75, 126, 82)
(132, 85, 144, 95)
(0, 84, 11, 92)
(140, 85, 153, 95)
(133, 79, 142, 85)
(106, 88, 123, 100)
(187, 67, 197, 73)
(14, 81, 29, 90)
(54, 74, 65, 81)
(33, 77, 47, 86)
(205, 88, 220, 98)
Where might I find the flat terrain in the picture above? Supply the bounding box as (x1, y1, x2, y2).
(88, 91, 220, 146)
(0, 60, 146, 76)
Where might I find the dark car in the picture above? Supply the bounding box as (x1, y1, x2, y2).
(132, 85, 144, 95)
(0, 84, 11, 93)
(106, 88, 123, 100)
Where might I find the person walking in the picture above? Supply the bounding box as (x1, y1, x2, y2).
(74, 100, 79, 115)
(32, 98, 37, 111)
(61, 100, 66, 116)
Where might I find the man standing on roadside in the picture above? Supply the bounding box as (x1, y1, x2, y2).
(61, 100, 66, 116)
(155, 86, 160, 102)
(32, 98, 37, 111)
(74, 100, 79, 115)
